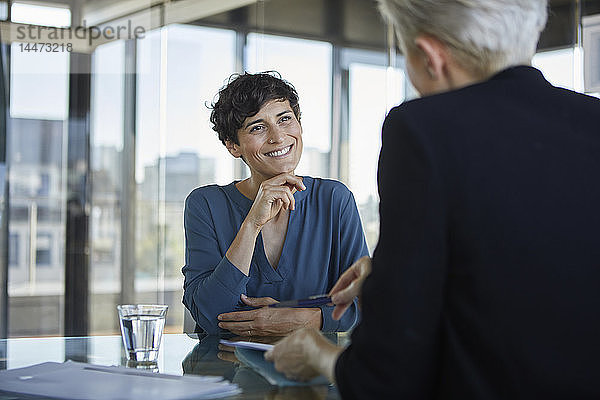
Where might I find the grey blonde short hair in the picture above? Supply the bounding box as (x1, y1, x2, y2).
(377, 0, 548, 77)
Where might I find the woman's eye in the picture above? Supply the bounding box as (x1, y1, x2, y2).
(279, 115, 291, 123)
(250, 125, 264, 133)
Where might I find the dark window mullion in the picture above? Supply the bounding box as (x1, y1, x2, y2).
(64, 52, 91, 337)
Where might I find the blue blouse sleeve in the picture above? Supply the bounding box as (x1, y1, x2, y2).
(182, 190, 250, 334)
(321, 190, 370, 332)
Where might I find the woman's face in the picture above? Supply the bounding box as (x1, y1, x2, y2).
(227, 99, 303, 180)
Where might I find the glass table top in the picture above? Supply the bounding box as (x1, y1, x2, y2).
(0, 333, 347, 399)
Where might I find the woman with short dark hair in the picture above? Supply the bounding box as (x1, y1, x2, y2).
(182, 72, 368, 335)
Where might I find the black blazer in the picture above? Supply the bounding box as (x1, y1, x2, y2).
(335, 66, 600, 399)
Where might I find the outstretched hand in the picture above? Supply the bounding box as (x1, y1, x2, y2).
(264, 327, 342, 383)
(329, 256, 372, 320)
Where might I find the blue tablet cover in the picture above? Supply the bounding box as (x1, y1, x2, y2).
(234, 347, 329, 387)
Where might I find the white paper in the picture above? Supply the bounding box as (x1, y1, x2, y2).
(0, 361, 241, 400)
(219, 339, 274, 352)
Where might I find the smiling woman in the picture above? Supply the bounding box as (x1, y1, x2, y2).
(225, 98, 303, 183)
(181, 72, 369, 335)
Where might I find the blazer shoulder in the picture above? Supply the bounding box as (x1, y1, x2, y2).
(382, 101, 438, 144)
(384, 96, 448, 130)
(553, 86, 600, 110)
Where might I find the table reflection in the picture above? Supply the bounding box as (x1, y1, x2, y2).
(181, 334, 338, 400)
(0, 333, 345, 400)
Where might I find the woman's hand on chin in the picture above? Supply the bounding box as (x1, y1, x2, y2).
(245, 173, 306, 230)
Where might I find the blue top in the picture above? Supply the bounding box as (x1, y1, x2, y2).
(182, 176, 369, 334)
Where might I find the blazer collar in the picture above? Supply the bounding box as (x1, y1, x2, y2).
(488, 65, 548, 86)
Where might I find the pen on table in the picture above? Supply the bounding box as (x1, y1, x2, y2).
(82, 366, 181, 380)
(268, 294, 332, 308)
(233, 294, 332, 310)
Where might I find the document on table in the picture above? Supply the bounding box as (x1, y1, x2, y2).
(0, 360, 241, 400)
(219, 339, 329, 387)
(219, 339, 274, 351)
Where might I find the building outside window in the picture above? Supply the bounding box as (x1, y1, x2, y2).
(35, 233, 52, 267)
(9, 234, 19, 267)
(7, 11, 69, 335)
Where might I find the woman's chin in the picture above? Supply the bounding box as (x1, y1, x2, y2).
(250, 158, 301, 179)
(271, 161, 300, 176)
(268, 168, 297, 177)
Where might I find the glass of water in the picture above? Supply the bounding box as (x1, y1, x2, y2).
(117, 304, 168, 364)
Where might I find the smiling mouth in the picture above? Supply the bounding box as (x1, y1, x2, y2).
(265, 144, 292, 157)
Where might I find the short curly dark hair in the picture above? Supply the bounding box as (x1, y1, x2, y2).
(209, 71, 301, 145)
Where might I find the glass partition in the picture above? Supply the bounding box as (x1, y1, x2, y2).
(90, 40, 126, 334)
(7, 44, 70, 336)
(135, 28, 162, 317)
(347, 63, 404, 252)
(136, 25, 237, 332)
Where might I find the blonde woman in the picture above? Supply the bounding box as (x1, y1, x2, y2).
(266, 1, 600, 398)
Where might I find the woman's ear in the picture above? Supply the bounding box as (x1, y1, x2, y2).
(414, 35, 450, 81)
(225, 140, 242, 158)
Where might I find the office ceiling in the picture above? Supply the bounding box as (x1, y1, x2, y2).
(12, 0, 600, 51)
(16, 0, 258, 26)
(24, 0, 599, 20)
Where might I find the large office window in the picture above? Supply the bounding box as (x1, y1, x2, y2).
(247, 33, 333, 178)
(347, 62, 404, 251)
(136, 25, 237, 330)
(3, 20, 400, 336)
(7, 39, 70, 336)
(135, 29, 162, 315)
(533, 48, 577, 91)
(90, 40, 126, 334)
